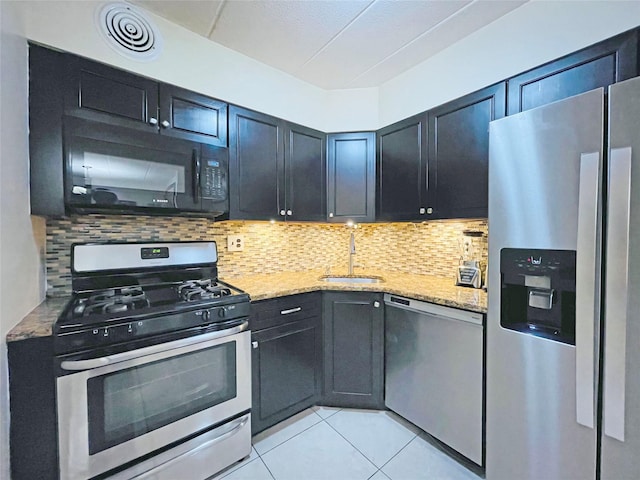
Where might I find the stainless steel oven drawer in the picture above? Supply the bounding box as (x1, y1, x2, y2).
(109, 414, 252, 480)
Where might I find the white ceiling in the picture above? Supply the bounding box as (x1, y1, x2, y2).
(132, 0, 528, 90)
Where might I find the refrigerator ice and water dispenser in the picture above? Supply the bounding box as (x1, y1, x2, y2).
(500, 248, 577, 344)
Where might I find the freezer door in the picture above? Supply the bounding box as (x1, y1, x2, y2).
(601, 75, 640, 480)
(487, 89, 604, 480)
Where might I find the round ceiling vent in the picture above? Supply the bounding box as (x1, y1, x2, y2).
(96, 2, 163, 62)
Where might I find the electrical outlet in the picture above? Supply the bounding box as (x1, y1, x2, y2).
(227, 235, 244, 252)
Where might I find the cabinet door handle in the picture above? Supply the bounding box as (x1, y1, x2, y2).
(426, 207, 433, 214)
(287, 209, 292, 216)
(329, 212, 334, 218)
(419, 208, 426, 214)
(252, 341, 258, 349)
(149, 117, 158, 126)
(373, 301, 380, 308)
(280, 307, 302, 315)
(161, 120, 170, 128)
(280, 210, 286, 216)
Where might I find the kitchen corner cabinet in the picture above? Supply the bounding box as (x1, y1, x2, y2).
(250, 293, 322, 435)
(507, 29, 638, 115)
(376, 114, 428, 221)
(64, 53, 227, 146)
(427, 82, 506, 219)
(327, 132, 376, 223)
(322, 292, 384, 409)
(229, 106, 326, 221)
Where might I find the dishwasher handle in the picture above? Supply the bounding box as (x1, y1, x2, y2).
(383, 294, 483, 326)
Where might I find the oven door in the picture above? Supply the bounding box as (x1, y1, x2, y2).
(63, 116, 227, 215)
(56, 323, 251, 480)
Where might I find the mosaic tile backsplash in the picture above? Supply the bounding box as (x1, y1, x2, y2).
(46, 215, 488, 296)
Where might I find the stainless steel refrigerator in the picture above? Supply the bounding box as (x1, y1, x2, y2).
(487, 75, 640, 480)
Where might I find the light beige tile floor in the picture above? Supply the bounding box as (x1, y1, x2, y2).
(211, 407, 483, 480)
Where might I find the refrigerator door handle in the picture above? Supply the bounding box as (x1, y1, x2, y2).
(603, 146, 632, 442)
(575, 152, 600, 429)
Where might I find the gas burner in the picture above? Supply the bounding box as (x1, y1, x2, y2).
(73, 286, 150, 317)
(177, 279, 232, 302)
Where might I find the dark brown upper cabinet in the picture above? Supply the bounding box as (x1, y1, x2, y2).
(285, 124, 326, 222)
(228, 106, 325, 221)
(427, 82, 506, 220)
(327, 132, 376, 223)
(64, 55, 227, 146)
(508, 30, 638, 115)
(229, 106, 284, 220)
(159, 84, 227, 146)
(376, 114, 428, 221)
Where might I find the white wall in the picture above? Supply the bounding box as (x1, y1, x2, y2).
(21, 0, 378, 132)
(379, 0, 640, 126)
(0, 1, 47, 477)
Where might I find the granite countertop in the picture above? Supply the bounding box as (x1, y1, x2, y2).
(6, 297, 69, 342)
(6, 270, 487, 342)
(226, 269, 487, 314)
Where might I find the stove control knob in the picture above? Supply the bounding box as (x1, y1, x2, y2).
(218, 307, 226, 318)
(202, 310, 210, 322)
(103, 328, 109, 337)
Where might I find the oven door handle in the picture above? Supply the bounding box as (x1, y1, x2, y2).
(60, 320, 249, 371)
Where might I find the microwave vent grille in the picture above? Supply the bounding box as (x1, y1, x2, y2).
(96, 2, 163, 62)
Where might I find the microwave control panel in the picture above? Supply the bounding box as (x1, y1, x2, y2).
(201, 159, 227, 201)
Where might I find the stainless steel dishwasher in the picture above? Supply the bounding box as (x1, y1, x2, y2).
(384, 294, 484, 466)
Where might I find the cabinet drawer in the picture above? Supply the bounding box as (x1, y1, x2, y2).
(250, 292, 321, 330)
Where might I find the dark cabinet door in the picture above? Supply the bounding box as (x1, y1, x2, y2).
(159, 84, 227, 146)
(229, 106, 285, 220)
(428, 82, 506, 219)
(376, 114, 428, 221)
(64, 55, 159, 132)
(284, 124, 326, 222)
(508, 30, 638, 115)
(29, 44, 66, 216)
(251, 317, 322, 434)
(327, 132, 376, 223)
(323, 292, 384, 409)
(250, 293, 322, 434)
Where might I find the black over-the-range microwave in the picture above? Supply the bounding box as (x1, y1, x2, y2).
(63, 116, 229, 217)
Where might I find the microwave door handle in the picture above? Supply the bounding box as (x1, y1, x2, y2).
(193, 148, 201, 204)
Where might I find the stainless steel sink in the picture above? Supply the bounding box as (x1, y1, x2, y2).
(320, 275, 383, 284)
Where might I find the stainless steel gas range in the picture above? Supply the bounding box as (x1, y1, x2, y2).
(53, 241, 251, 480)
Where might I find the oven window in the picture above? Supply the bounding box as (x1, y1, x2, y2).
(87, 342, 236, 455)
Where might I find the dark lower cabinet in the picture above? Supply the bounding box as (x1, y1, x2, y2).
(8, 337, 58, 480)
(427, 82, 506, 219)
(507, 29, 638, 115)
(250, 293, 322, 434)
(322, 292, 384, 409)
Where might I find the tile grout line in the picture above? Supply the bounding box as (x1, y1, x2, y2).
(321, 413, 387, 476)
(252, 411, 324, 457)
